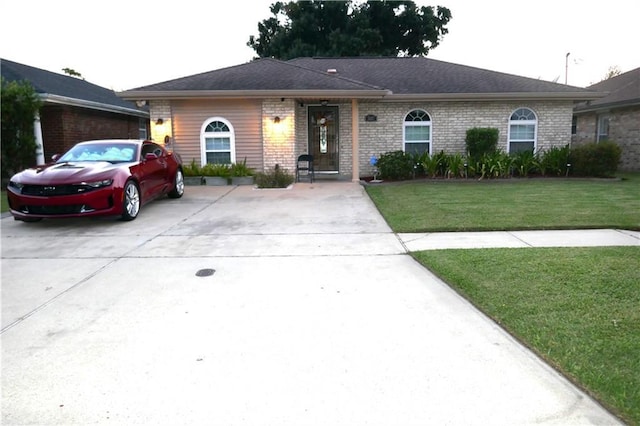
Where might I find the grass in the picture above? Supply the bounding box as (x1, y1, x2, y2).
(1, 190, 8, 213)
(365, 174, 640, 232)
(413, 247, 640, 424)
(365, 173, 640, 424)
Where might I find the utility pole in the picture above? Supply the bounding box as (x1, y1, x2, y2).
(565, 52, 570, 84)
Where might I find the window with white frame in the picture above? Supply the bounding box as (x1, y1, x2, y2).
(508, 107, 537, 153)
(403, 109, 431, 155)
(597, 114, 610, 142)
(201, 118, 235, 164)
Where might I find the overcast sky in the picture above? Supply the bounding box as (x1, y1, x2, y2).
(2, 0, 637, 92)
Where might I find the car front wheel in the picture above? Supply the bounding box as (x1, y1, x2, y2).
(168, 169, 184, 198)
(121, 180, 140, 221)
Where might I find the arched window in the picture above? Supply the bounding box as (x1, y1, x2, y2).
(200, 118, 235, 164)
(508, 108, 537, 153)
(403, 109, 431, 155)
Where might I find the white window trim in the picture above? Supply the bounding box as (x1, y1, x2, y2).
(507, 107, 538, 153)
(200, 117, 236, 165)
(403, 109, 432, 155)
(597, 114, 610, 142)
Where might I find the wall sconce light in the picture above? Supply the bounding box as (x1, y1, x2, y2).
(155, 118, 164, 125)
(274, 116, 281, 124)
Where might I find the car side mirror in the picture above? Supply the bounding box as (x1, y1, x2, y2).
(52, 154, 61, 162)
(144, 153, 158, 161)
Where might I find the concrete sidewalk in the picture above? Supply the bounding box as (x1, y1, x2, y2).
(1, 182, 627, 425)
(398, 228, 640, 251)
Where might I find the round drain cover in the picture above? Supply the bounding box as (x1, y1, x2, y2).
(195, 268, 215, 277)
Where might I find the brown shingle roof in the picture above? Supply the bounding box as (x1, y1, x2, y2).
(289, 57, 590, 95)
(129, 58, 383, 92)
(574, 67, 640, 112)
(118, 56, 602, 102)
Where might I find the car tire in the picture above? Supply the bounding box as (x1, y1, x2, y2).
(121, 180, 141, 221)
(168, 169, 185, 199)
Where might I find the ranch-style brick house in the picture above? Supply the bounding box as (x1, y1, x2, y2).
(117, 57, 603, 181)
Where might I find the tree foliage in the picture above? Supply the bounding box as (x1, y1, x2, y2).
(62, 67, 84, 79)
(601, 65, 622, 82)
(248, 0, 452, 59)
(1, 78, 42, 177)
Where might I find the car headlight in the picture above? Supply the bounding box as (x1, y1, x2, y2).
(8, 181, 24, 190)
(83, 179, 113, 188)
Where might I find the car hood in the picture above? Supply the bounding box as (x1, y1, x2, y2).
(13, 162, 129, 185)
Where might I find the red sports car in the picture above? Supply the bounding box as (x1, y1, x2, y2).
(7, 139, 184, 222)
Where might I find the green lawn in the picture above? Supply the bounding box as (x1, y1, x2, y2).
(414, 247, 639, 425)
(1, 190, 8, 213)
(366, 173, 640, 425)
(365, 174, 640, 232)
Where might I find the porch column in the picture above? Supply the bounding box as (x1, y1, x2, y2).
(33, 113, 45, 165)
(351, 99, 359, 182)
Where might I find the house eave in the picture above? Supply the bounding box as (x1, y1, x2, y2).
(574, 98, 640, 114)
(40, 94, 149, 118)
(117, 89, 390, 101)
(380, 92, 607, 102)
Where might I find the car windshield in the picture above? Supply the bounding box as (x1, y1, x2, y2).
(57, 143, 138, 163)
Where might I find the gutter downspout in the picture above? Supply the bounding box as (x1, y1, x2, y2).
(34, 113, 45, 165)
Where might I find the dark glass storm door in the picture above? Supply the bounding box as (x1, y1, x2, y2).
(308, 106, 339, 172)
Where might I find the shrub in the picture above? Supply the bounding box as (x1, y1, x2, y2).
(1, 78, 42, 177)
(229, 157, 254, 177)
(466, 127, 499, 161)
(183, 159, 203, 176)
(569, 141, 621, 177)
(511, 150, 540, 177)
(254, 164, 295, 188)
(375, 150, 415, 180)
(201, 163, 230, 177)
(539, 145, 570, 176)
(421, 151, 444, 178)
(409, 151, 428, 177)
(471, 150, 512, 179)
(445, 153, 466, 178)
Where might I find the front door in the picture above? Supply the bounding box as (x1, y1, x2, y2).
(308, 106, 339, 172)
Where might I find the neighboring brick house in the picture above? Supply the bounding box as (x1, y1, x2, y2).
(1, 58, 149, 165)
(572, 67, 640, 171)
(118, 57, 603, 181)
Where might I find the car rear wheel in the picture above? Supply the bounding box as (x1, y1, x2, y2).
(168, 169, 184, 198)
(121, 180, 140, 221)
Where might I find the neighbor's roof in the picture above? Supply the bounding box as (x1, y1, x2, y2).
(1, 58, 148, 117)
(574, 67, 640, 113)
(118, 56, 604, 102)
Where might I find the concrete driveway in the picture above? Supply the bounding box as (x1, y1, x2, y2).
(1, 182, 622, 425)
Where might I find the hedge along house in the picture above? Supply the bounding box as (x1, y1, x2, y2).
(117, 57, 603, 181)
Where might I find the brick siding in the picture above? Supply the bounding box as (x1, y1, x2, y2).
(40, 105, 144, 161)
(573, 106, 640, 171)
